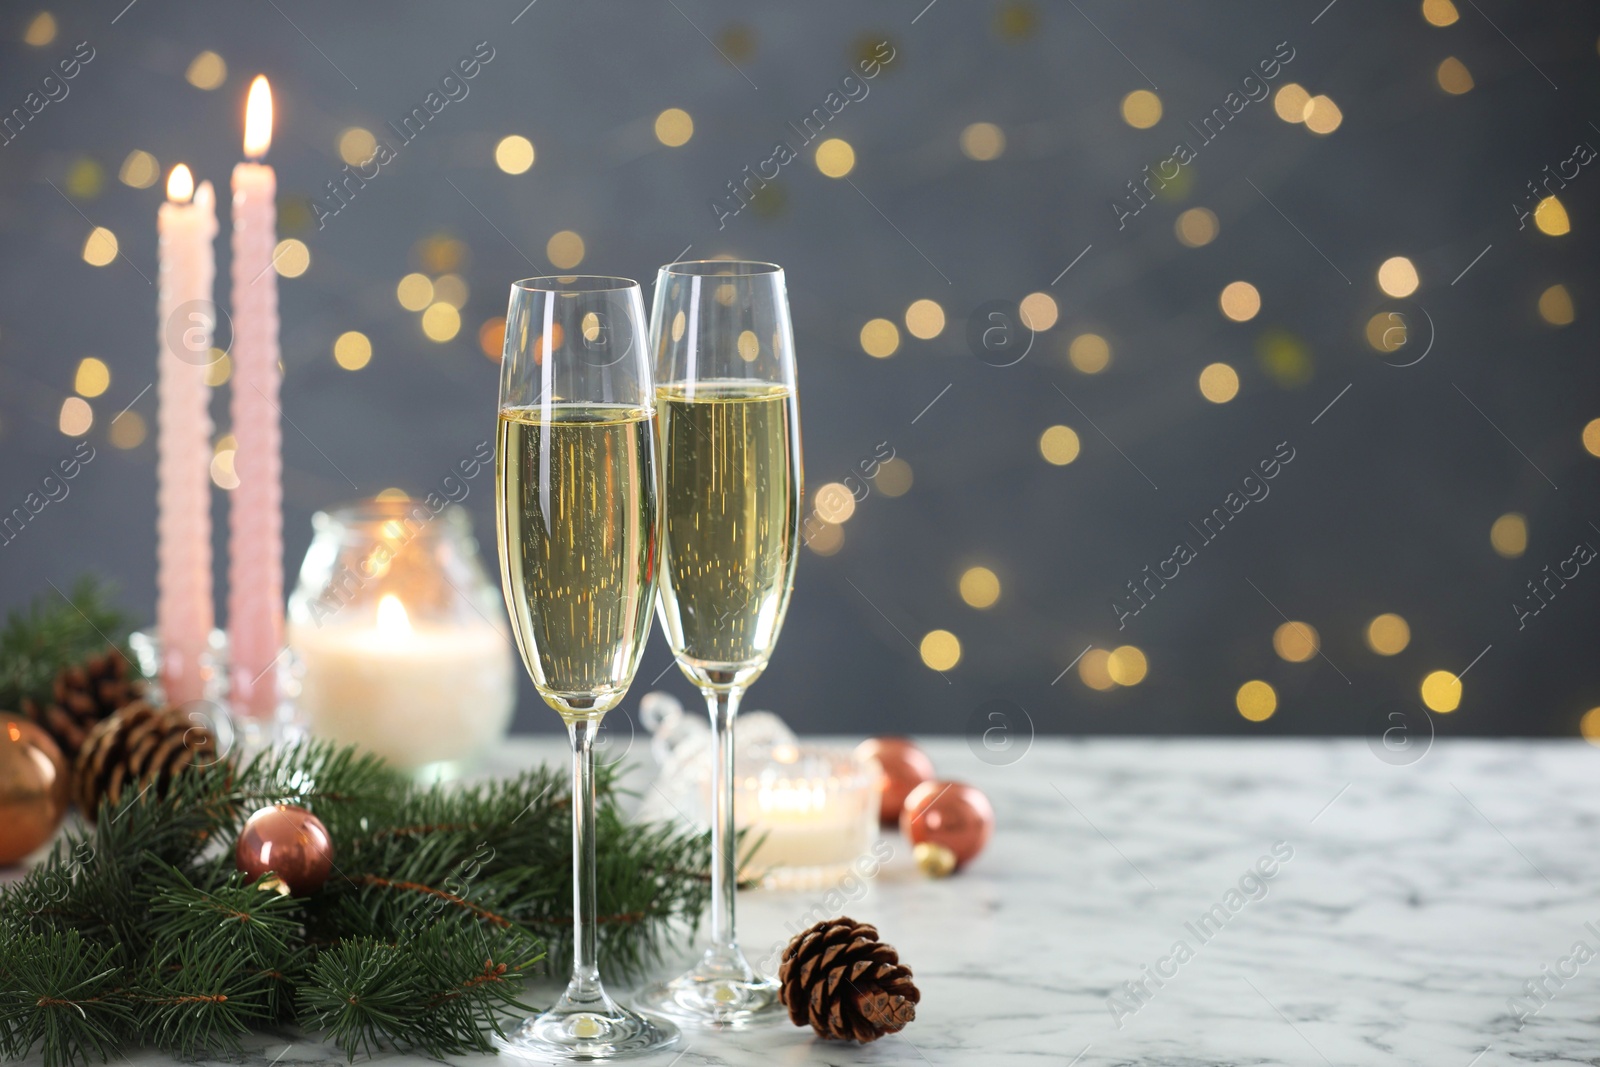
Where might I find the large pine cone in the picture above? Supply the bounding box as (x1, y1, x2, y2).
(778, 917, 919, 1042)
(24, 647, 144, 759)
(72, 700, 216, 821)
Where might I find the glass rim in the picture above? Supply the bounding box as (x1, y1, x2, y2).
(658, 259, 783, 278)
(509, 274, 640, 294)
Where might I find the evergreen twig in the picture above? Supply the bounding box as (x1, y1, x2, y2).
(0, 739, 712, 1066)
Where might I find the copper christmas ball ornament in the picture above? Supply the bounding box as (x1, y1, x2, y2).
(854, 736, 936, 826)
(900, 780, 994, 870)
(236, 803, 334, 895)
(0, 717, 70, 865)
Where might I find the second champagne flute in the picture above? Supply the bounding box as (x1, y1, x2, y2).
(638, 261, 803, 1026)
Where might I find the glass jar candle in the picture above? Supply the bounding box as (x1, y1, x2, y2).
(287, 497, 515, 774)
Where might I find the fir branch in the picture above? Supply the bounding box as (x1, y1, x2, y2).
(0, 577, 136, 713)
(0, 931, 132, 1067)
(0, 738, 713, 1064)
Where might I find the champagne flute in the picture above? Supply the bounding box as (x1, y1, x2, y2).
(639, 261, 803, 1026)
(494, 276, 678, 1059)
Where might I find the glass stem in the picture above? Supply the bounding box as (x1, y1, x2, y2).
(567, 718, 601, 998)
(705, 687, 742, 954)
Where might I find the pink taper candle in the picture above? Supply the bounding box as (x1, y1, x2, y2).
(156, 165, 217, 706)
(228, 75, 284, 722)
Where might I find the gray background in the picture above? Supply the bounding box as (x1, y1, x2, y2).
(1, 1, 1596, 738)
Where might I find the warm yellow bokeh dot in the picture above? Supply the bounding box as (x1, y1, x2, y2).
(1582, 418, 1600, 458)
(1303, 95, 1343, 134)
(109, 410, 146, 450)
(547, 230, 585, 269)
(204, 352, 231, 387)
(272, 239, 309, 278)
(876, 457, 913, 496)
(920, 630, 961, 671)
(1366, 613, 1411, 656)
(736, 329, 760, 362)
(1198, 362, 1239, 404)
(1219, 281, 1261, 322)
(66, 158, 103, 199)
(815, 138, 856, 177)
(1175, 207, 1219, 247)
(1121, 90, 1162, 129)
(1365, 311, 1409, 353)
(860, 318, 900, 358)
(495, 135, 535, 174)
(1436, 56, 1474, 94)
(58, 396, 92, 437)
(1274, 83, 1311, 123)
(1107, 645, 1148, 686)
(82, 227, 118, 267)
(1377, 256, 1419, 298)
(1079, 648, 1116, 691)
(333, 331, 372, 370)
(338, 127, 376, 166)
(210, 447, 239, 490)
(421, 302, 461, 342)
(1420, 670, 1462, 713)
(1019, 292, 1058, 331)
(1580, 707, 1600, 746)
(654, 108, 694, 147)
(1236, 680, 1277, 722)
(905, 299, 945, 339)
(397, 273, 434, 311)
(959, 122, 1006, 161)
(814, 483, 856, 524)
(1538, 284, 1574, 326)
(1039, 424, 1081, 466)
(74, 357, 109, 398)
(1490, 512, 1527, 558)
(959, 567, 1001, 609)
(1533, 196, 1569, 236)
(1422, 0, 1460, 26)
(119, 150, 160, 189)
(1273, 621, 1320, 663)
(185, 51, 227, 90)
(433, 274, 469, 309)
(23, 11, 57, 46)
(1068, 333, 1111, 374)
(807, 522, 844, 556)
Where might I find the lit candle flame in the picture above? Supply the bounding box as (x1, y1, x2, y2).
(166, 164, 194, 203)
(243, 75, 273, 160)
(376, 594, 412, 638)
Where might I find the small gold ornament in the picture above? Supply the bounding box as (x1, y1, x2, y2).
(913, 841, 958, 878)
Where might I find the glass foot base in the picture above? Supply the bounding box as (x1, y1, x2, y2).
(637, 952, 783, 1029)
(497, 1000, 677, 1062)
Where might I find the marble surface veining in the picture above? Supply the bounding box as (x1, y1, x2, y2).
(17, 736, 1600, 1066)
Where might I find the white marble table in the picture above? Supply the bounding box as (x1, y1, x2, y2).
(35, 737, 1600, 1066)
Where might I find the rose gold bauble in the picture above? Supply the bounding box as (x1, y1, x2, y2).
(900, 780, 994, 871)
(236, 803, 334, 896)
(0, 717, 70, 865)
(855, 736, 936, 826)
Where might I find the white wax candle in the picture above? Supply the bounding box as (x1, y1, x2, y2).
(289, 596, 515, 769)
(228, 75, 284, 722)
(156, 165, 216, 705)
(736, 772, 878, 873)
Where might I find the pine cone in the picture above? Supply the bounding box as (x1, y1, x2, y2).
(778, 917, 919, 1042)
(72, 700, 216, 820)
(23, 646, 144, 760)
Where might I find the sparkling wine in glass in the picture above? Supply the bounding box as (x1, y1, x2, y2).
(494, 276, 678, 1060)
(639, 261, 803, 1027)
